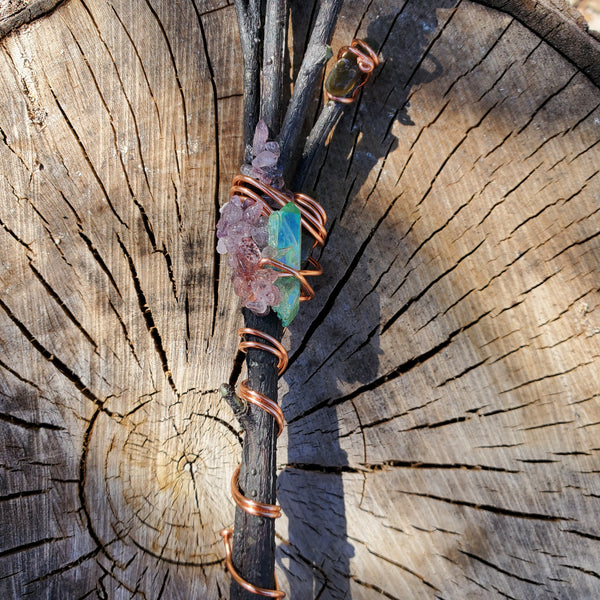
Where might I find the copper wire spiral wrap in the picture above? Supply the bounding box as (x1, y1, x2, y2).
(326, 39, 379, 104)
(231, 175, 327, 248)
(230, 464, 282, 518)
(221, 528, 285, 599)
(237, 327, 289, 375)
(220, 176, 327, 597)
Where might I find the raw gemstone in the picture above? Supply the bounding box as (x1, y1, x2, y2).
(244, 120, 284, 189)
(267, 202, 302, 326)
(325, 54, 361, 97)
(253, 150, 279, 169)
(252, 118, 269, 154)
(216, 120, 289, 315)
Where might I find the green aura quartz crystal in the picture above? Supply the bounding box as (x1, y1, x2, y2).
(267, 202, 302, 326)
(325, 53, 361, 98)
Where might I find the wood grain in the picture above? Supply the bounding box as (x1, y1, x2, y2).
(0, 0, 598, 598)
(0, 0, 67, 39)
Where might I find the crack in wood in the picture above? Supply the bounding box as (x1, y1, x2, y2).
(0, 411, 63, 431)
(289, 191, 403, 369)
(460, 549, 543, 586)
(365, 545, 440, 590)
(292, 309, 492, 425)
(0, 535, 72, 560)
(351, 576, 403, 600)
(47, 86, 128, 227)
(117, 235, 179, 396)
(476, 162, 544, 228)
(192, 2, 222, 338)
(0, 296, 108, 410)
(517, 70, 580, 135)
(28, 259, 98, 350)
(141, 0, 189, 152)
(399, 489, 571, 521)
(24, 548, 101, 586)
(385, 240, 487, 332)
(0, 488, 50, 502)
(403, 1, 462, 92)
(110, 4, 162, 132)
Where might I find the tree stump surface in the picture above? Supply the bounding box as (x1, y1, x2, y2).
(0, 1, 598, 598)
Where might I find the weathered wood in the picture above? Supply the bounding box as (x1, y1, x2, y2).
(0, 0, 67, 39)
(233, 0, 262, 150)
(478, 0, 600, 83)
(0, 1, 599, 599)
(278, 0, 343, 179)
(232, 309, 283, 598)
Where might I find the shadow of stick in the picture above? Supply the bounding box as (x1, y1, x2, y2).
(277, 1, 459, 597)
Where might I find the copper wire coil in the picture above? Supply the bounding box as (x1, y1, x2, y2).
(239, 379, 285, 437)
(222, 175, 327, 598)
(290, 191, 328, 249)
(258, 257, 316, 302)
(237, 328, 288, 375)
(294, 191, 327, 226)
(222, 329, 288, 595)
(326, 39, 379, 104)
(231, 464, 282, 518)
(258, 256, 323, 301)
(299, 255, 324, 277)
(348, 38, 379, 73)
(220, 528, 285, 599)
(231, 175, 327, 247)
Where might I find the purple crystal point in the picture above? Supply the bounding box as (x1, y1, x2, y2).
(253, 119, 269, 154)
(244, 119, 283, 189)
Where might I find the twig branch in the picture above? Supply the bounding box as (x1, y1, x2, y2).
(293, 99, 343, 189)
(227, 4, 345, 598)
(278, 0, 344, 179)
(234, 0, 263, 148)
(232, 310, 282, 599)
(231, 4, 292, 597)
(260, 0, 289, 134)
(221, 383, 247, 417)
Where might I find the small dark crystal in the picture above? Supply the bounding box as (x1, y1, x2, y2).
(325, 54, 362, 97)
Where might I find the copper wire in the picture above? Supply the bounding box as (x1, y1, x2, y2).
(237, 328, 288, 374)
(326, 39, 379, 104)
(239, 379, 285, 437)
(231, 175, 327, 247)
(231, 464, 282, 518)
(220, 528, 286, 599)
(222, 173, 327, 597)
(258, 257, 315, 302)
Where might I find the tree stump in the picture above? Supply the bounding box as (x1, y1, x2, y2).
(0, 1, 599, 598)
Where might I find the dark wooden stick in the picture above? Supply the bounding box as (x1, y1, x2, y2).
(260, 0, 288, 134)
(226, 4, 343, 598)
(231, 309, 283, 599)
(233, 0, 263, 149)
(229, 3, 290, 598)
(278, 0, 344, 180)
(293, 99, 343, 190)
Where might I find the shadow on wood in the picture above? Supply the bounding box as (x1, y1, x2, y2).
(278, 4, 455, 597)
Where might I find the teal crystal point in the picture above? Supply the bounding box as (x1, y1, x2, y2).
(267, 202, 302, 326)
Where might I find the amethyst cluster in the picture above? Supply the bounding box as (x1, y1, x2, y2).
(216, 195, 280, 315)
(240, 119, 284, 189)
(216, 121, 283, 316)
